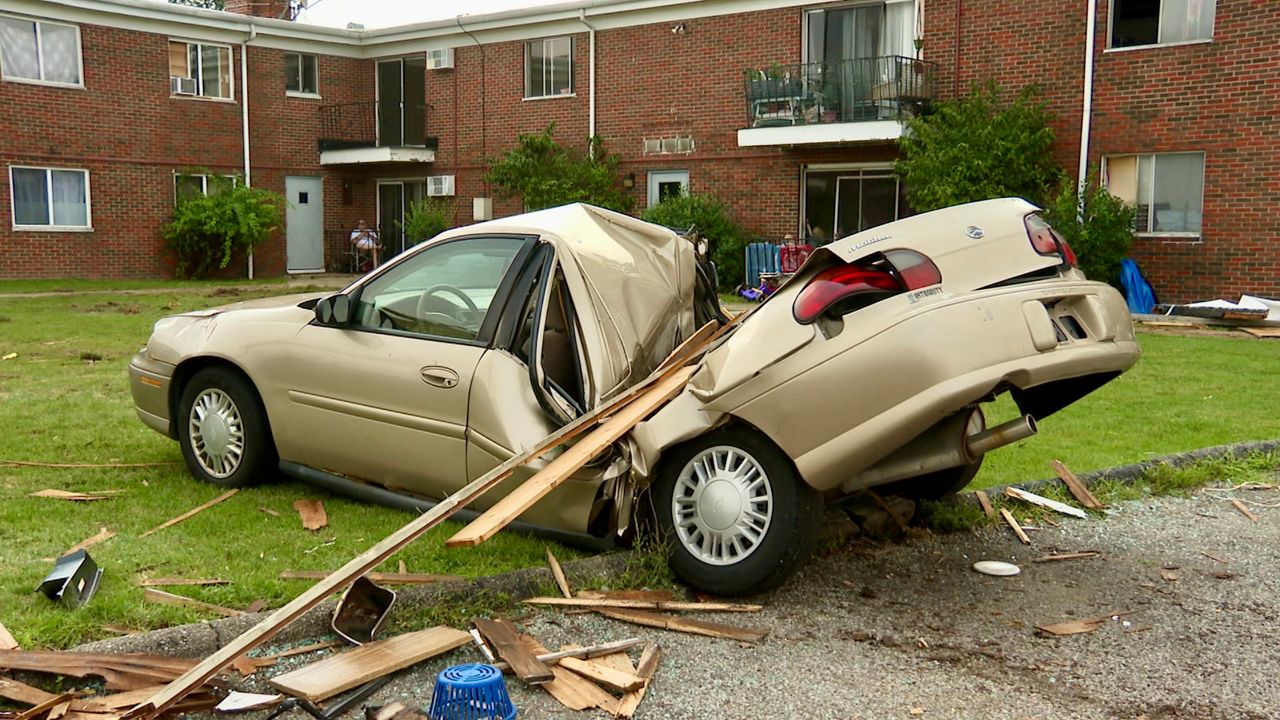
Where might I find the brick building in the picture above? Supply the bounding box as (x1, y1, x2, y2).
(0, 0, 1274, 301)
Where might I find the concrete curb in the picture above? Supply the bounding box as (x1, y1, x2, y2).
(73, 552, 632, 657)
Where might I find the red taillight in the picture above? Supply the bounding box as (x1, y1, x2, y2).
(793, 263, 903, 324)
(884, 249, 942, 290)
(1024, 214, 1077, 267)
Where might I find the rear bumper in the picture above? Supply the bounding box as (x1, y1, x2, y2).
(128, 352, 175, 438)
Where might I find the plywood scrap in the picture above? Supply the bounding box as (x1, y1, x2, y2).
(137, 578, 228, 588)
(0, 620, 17, 650)
(490, 638, 643, 674)
(1031, 551, 1100, 563)
(447, 366, 697, 547)
(278, 570, 461, 585)
(44, 699, 72, 720)
(28, 490, 111, 501)
(0, 678, 60, 706)
(557, 656, 644, 693)
(1034, 618, 1106, 636)
(141, 490, 237, 537)
(546, 548, 572, 599)
(999, 509, 1031, 544)
(473, 619, 552, 685)
(64, 527, 115, 556)
(267, 627, 470, 703)
(1050, 460, 1103, 509)
(15, 693, 74, 720)
(974, 490, 994, 518)
(595, 608, 767, 643)
(1231, 499, 1259, 521)
(293, 500, 328, 531)
(1241, 326, 1280, 338)
(519, 638, 617, 714)
(524, 597, 761, 613)
(615, 644, 661, 720)
(1004, 487, 1088, 519)
(576, 590, 676, 603)
(212, 692, 282, 713)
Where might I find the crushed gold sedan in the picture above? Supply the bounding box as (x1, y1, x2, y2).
(130, 199, 1139, 595)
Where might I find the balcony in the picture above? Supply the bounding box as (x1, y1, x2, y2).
(317, 101, 437, 165)
(737, 56, 937, 148)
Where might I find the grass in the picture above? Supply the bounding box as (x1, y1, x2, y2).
(0, 277, 293, 295)
(0, 284, 577, 649)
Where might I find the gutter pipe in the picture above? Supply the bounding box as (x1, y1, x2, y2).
(242, 25, 256, 278)
(1077, 0, 1097, 220)
(579, 9, 597, 151)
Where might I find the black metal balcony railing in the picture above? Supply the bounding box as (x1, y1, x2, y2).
(318, 100, 437, 152)
(743, 56, 937, 129)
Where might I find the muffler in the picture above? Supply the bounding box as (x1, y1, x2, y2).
(966, 415, 1037, 456)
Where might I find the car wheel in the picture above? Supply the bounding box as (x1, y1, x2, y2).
(653, 427, 822, 596)
(177, 366, 276, 488)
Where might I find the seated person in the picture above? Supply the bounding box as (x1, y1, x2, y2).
(350, 220, 381, 269)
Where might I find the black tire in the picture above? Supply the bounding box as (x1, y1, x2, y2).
(652, 426, 822, 596)
(885, 457, 985, 501)
(177, 365, 277, 488)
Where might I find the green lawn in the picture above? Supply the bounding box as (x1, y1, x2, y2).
(0, 277, 292, 295)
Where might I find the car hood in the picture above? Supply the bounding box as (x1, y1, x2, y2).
(146, 292, 325, 364)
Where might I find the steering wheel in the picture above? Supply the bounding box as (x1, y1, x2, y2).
(416, 284, 479, 321)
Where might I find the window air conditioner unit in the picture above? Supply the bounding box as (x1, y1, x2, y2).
(170, 76, 197, 95)
(426, 48, 454, 70)
(426, 175, 455, 197)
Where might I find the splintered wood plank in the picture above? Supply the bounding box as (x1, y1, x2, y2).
(142, 589, 243, 618)
(28, 489, 111, 501)
(0, 620, 17, 650)
(974, 490, 994, 518)
(0, 677, 60, 706)
(519, 638, 617, 714)
(292, 500, 328, 531)
(577, 590, 676, 603)
(278, 570, 461, 585)
(1231, 499, 1259, 521)
(1004, 487, 1088, 519)
(999, 509, 1031, 544)
(123, 323, 721, 720)
(15, 693, 75, 720)
(137, 578, 228, 588)
(615, 644, 661, 719)
(1031, 551, 1100, 563)
(473, 619, 552, 685)
(594, 608, 767, 643)
(141, 490, 238, 537)
(267, 627, 469, 703)
(1241, 326, 1280, 338)
(557, 656, 644, 693)
(64, 527, 115, 556)
(447, 366, 697, 547)
(523, 597, 761, 613)
(1051, 460, 1103, 509)
(546, 548, 572, 599)
(259, 640, 343, 661)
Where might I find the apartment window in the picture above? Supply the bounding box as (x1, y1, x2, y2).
(0, 16, 82, 86)
(525, 36, 572, 98)
(1104, 152, 1204, 235)
(168, 40, 232, 99)
(647, 170, 689, 208)
(9, 166, 90, 230)
(285, 52, 318, 95)
(802, 166, 903, 243)
(1110, 0, 1215, 48)
(174, 173, 236, 205)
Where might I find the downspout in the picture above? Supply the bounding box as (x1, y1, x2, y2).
(579, 9, 597, 153)
(952, 0, 961, 97)
(1077, 0, 1098, 220)
(241, 25, 255, 278)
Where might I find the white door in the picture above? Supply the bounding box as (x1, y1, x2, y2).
(285, 176, 324, 273)
(647, 170, 689, 208)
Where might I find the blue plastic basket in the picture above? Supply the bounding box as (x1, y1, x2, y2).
(428, 663, 517, 720)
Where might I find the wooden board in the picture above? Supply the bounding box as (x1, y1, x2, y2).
(267, 627, 469, 702)
(28, 489, 110, 501)
(1051, 460, 1102, 509)
(576, 590, 676, 603)
(278, 570, 461, 584)
(0, 678, 60, 706)
(1031, 551, 1100, 563)
(1004, 487, 1088, 519)
(1232, 499, 1259, 521)
(15, 694, 74, 720)
(1241, 327, 1280, 338)
(140, 490, 237, 537)
(615, 644, 661, 719)
(292, 499, 328, 531)
(999, 508, 1031, 544)
(64, 527, 115, 556)
(142, 589, 242, 618)
(0, 620, 17, 650)
(123, 319, 722, 719)
(519, 638, 617, 714)
(523, 597, 761, 613)
(473, 619, 552, 685)
(974, 490, 994, 518)
(447, 366, 696, 546)
(594, 608, 767, 643)
(137, 578, 228, 588)
(546, 548, 572, 599)
(557, 656, 644, 693)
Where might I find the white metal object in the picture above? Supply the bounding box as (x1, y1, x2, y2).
(170, 76, 197, 95)
(672, 445, 773, 566)
(473, 197, 493, 222)
(972, 561, 1021, 577)
(426, 48, 453, 69)
(188, 388, 244, 479)
(426, 175, 455, 196)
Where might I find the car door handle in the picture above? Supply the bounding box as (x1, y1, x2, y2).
(420, 366, 459, 389)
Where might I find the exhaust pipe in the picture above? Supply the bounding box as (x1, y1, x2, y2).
(842, 411, 1038, 493)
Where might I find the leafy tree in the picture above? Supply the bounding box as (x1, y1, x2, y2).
(163, 175, 284, 278)
(1042, 168, 1136, 287)
(641, 192, 747, 291)
(896, 82, 1062, 211)
(486, 124, 631, 212)
(399, 197, 453, 246)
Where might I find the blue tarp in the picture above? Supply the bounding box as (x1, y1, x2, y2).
(1119, 258, 1157, 314)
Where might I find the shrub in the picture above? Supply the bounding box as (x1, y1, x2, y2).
(1042, 168, 1137, 287)
(399, 197, 453, 246)
(486, 124, 631, 212)
(163, 176, 284, 278)
(896, 81, 1062, 211)
(641, 192, 747, 290)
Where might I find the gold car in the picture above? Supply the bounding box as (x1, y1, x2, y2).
(130, 199, 1139, 595)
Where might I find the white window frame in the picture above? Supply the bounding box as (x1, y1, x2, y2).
(1106, 0, 1216, 51)
(1102, 151, 1206, 238)
(647, 170, 689, 208)
(799, 162, 901, 239)
(168, 39, 234, 101)
(0, 14, 84, 88)
(173, 172, 237, 205)
(285, 52, 320, 98)
(9, 165, 92, 231)
(523, 36, 574, 100)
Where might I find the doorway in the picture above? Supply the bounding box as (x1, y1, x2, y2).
(802, 166, 902, 242)
(377, 179, 427, 260)
(376, 57, 426, 147)
(285, 176, 324, 273)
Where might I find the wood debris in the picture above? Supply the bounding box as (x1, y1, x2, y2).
(397, 559, 407, 575)
(974, 490, 994, 518)
(212, 692, 282, 713)
(142, 589, 243, 618)
(1161, 569, 1178, 582)
(1201, 552, 1229, 564)
(473, 619, 553, 685)
(546, 548, 572, 599)
(14, 693, 74, 720)
(1050, 460, 1103, 509)
(1004, 487, 1088, 519)
(615, 644, 661, 720)
(64, 527, 115, 556)
(1240, 326, 1280, 339)
(267, 627, 470, 703)
(867, 490, 910, 533)
(0, 621, 17, 651)
(278, 570, 462, 585)
(1035, 611, 1134, 637)
(519, 637, 617, 714)
(576, 590, 676, 602)
(27, 489, 111, 501)
(0, 650, 204, 692)
(1231, 499, 1259, 521)
(489, 638, 644, 674)
(259, 640, 343, 661)
(259, 506, 280, 517)
(1031, 551, 1100, 563)
(594, 608, 768, 643)
(293, 500, 328, 531)
(137, 578, 228, 588)
(999, 508, 1031, 544)
(140, 490, 238, 537)
(557, 657, 644, 693)
(524, 597, 761, 613)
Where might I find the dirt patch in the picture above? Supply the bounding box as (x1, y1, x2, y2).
(81, 300, 142, 315)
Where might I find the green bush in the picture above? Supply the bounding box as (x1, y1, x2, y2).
(1042, 168, 1137, 287)
(486, 124, 631, 212)
(399, 197, 452, 246)
(163, 176, 284, 278)
(641, 192, 747, 291)
(896, 81, 1062, 211)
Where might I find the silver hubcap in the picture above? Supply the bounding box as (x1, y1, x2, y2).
(672, 445, 773, 566)
(188, 388, 244, 479)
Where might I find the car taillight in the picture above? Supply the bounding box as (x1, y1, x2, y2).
(884, 249, 942, 290)
(1025, 214, 1077, 267)
(793, 263, 903, 324)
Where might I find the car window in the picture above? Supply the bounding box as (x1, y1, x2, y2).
(352, 236, 525, 342)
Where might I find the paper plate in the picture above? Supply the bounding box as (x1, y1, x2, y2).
(972, 560, 1021, 576)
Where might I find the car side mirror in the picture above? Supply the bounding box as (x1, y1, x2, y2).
(314, 293, 352, 326)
